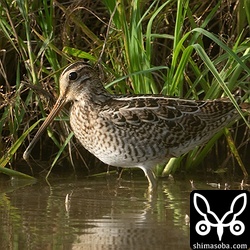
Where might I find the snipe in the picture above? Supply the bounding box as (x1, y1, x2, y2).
(23, 62, 246, 187)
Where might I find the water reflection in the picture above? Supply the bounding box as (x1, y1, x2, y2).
(0, 175, 193, 249)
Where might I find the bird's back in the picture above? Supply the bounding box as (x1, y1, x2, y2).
(101, 96, 239, 158)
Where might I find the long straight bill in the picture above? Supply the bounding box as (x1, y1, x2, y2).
(23, 97, 66, 161)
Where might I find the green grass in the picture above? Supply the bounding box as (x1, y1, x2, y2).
(0, 0, 249, 179)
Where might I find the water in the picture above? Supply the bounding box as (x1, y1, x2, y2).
(0, 173, 242, 250)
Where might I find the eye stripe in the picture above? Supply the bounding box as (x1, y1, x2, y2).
(79, 75, 91, 82)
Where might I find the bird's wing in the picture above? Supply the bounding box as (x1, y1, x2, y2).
(100, 96, 208, 129)
(100, 96, 238, 152)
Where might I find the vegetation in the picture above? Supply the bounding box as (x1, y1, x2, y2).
(0, 0, 249, 179)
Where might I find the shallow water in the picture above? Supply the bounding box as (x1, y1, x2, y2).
(0, 174, 245, 250)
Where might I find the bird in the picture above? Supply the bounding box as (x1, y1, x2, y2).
(23, 61, 247, 188)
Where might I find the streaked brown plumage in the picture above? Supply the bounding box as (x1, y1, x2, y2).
(23, 62, 245, 188)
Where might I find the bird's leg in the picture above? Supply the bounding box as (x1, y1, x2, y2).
(140, 167, 157, 189)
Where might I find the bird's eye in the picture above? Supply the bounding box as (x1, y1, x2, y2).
(69, 72, 78, 80)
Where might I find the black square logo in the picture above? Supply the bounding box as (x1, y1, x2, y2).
(190, 190, 250, 249)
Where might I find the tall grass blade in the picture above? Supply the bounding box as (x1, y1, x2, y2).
(224, 128, 248, 177)
(0, 121, 40, 168)
(46, 132, 74, 179)
(0, 166, 36, 180)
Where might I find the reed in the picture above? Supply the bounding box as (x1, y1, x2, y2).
(0, 0, 249, 178)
